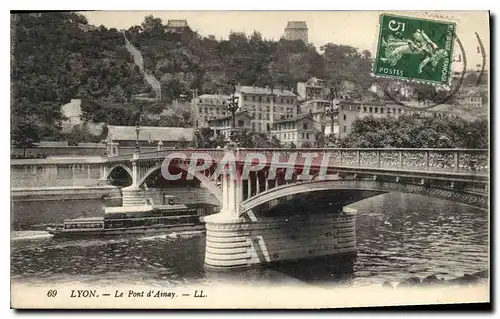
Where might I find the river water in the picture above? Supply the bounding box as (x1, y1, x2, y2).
(10, 192, 489, 288)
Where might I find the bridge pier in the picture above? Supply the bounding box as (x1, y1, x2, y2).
(121, 186, 146, 206)
(204, 206, 358, 269)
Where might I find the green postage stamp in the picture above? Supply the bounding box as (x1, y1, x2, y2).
(373, 13, 456, 85)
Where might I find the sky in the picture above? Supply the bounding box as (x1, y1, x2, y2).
(83, 10, 489, 72)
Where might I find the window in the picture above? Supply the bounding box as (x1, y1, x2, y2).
(306, 133, 310, 139)
(266, 114, 270, 120)
(258, 96, 262, 102)
(266, 97, 270, 102)
(381, 108, 384, 114)
(252, 96, 255, 101)
(266, 106, 270, 112)
(363, 106, 367, 113)
(388, 108, 391, 113)
(398, 108, 402, 114)
(273, 106, 276, 112)
(301, 133, 305, 139)
(343, 114, 347, 121)
(252, 123, 255, 131)
(369, 107, 373, 113)
(303, 123, 308, 130)
(258, 114, 262, 120)
(238, 120, 244, 127)
(374, 107, 378, 113)
(244, 96, 248, 101)
(343, 126, 346, 133)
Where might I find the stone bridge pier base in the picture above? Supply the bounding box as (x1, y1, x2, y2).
(204, 176, 359, 269)
(120, 156, 146, 206)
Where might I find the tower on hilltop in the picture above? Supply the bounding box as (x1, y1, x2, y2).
(284, 21, 308, 43)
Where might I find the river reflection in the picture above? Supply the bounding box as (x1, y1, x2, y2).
(11, 192, 488, 287)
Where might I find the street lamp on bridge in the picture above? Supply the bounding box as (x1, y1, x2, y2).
(223, 83, 240, 145)
(325, 89, 339, 144)
(135, 103, 144, 156)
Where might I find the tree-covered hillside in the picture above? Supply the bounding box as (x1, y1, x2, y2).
(11, 12, 375, 146)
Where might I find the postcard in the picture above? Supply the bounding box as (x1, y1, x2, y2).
(10, 10, 490, 309)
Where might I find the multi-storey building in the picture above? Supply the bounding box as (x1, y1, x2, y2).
(234, 85, 298, 133)
(271, 114, 318, 147)
(207, 111, 253, 139)
(191, 93, 231, 128)
(296, 77, 328, 101)
(298, 99, 333, 133)
(284, 21, 308, 43)
(166, 19, 189, 32)
(337, 100, 455, 138)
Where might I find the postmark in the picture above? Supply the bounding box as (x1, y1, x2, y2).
(373, 14, 457, 86)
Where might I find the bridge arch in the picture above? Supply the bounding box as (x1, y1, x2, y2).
(240, 179, 488, 214)
(106, 164, 133, 187)
(137, 163, 222, 204)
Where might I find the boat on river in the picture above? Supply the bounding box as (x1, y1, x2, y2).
(47, 196, 206, 238)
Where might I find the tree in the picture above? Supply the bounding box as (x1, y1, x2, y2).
(341, 115, 488, 148)
(64, 124, 102, 145)
(11, 118, 41, 157)
(193, 128, 226, 148)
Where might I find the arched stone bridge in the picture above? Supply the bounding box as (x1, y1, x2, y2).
(104, 147, 489, 211)
(103, 147, 488, 269)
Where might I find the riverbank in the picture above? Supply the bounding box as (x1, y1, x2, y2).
(11, 185, 121, 202)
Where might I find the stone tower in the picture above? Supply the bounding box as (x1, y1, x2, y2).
(284, 21, 308, 43)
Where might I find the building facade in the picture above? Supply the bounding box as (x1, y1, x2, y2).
(234, 85, 298, 134)
(61, 99, 104, 135)
(106, 125, 193, 156)
(296, 77, 328, 101)
(336, 100, 455, 139)
(191, 93, 231, 128)
(166, 19, 189, 31)
(271, 114, 318, 147)
(284, 21, 308, 43)
(207, 111, 253, 139)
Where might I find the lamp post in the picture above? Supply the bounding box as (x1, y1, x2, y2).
(135, 103, 144, 155)
(325, 90, 339, 142)
(223, 83, 240, 145)
(135, 125, 140, 154)
(102, 139, 108, 157)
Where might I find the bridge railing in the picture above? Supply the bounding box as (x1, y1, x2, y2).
(105, 148, 489, 175)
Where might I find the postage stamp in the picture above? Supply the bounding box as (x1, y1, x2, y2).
(373, 13, 457, 85)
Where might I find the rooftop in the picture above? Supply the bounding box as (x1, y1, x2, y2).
(238, 86, 296, 97)
(196, 94, 231, 100)
(285, 21, 308, 29)
(273, 113, 313, 125)
(107, 125, 194, 142)
(207, 110, 252, 122)
(166, 19, 188, 28)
